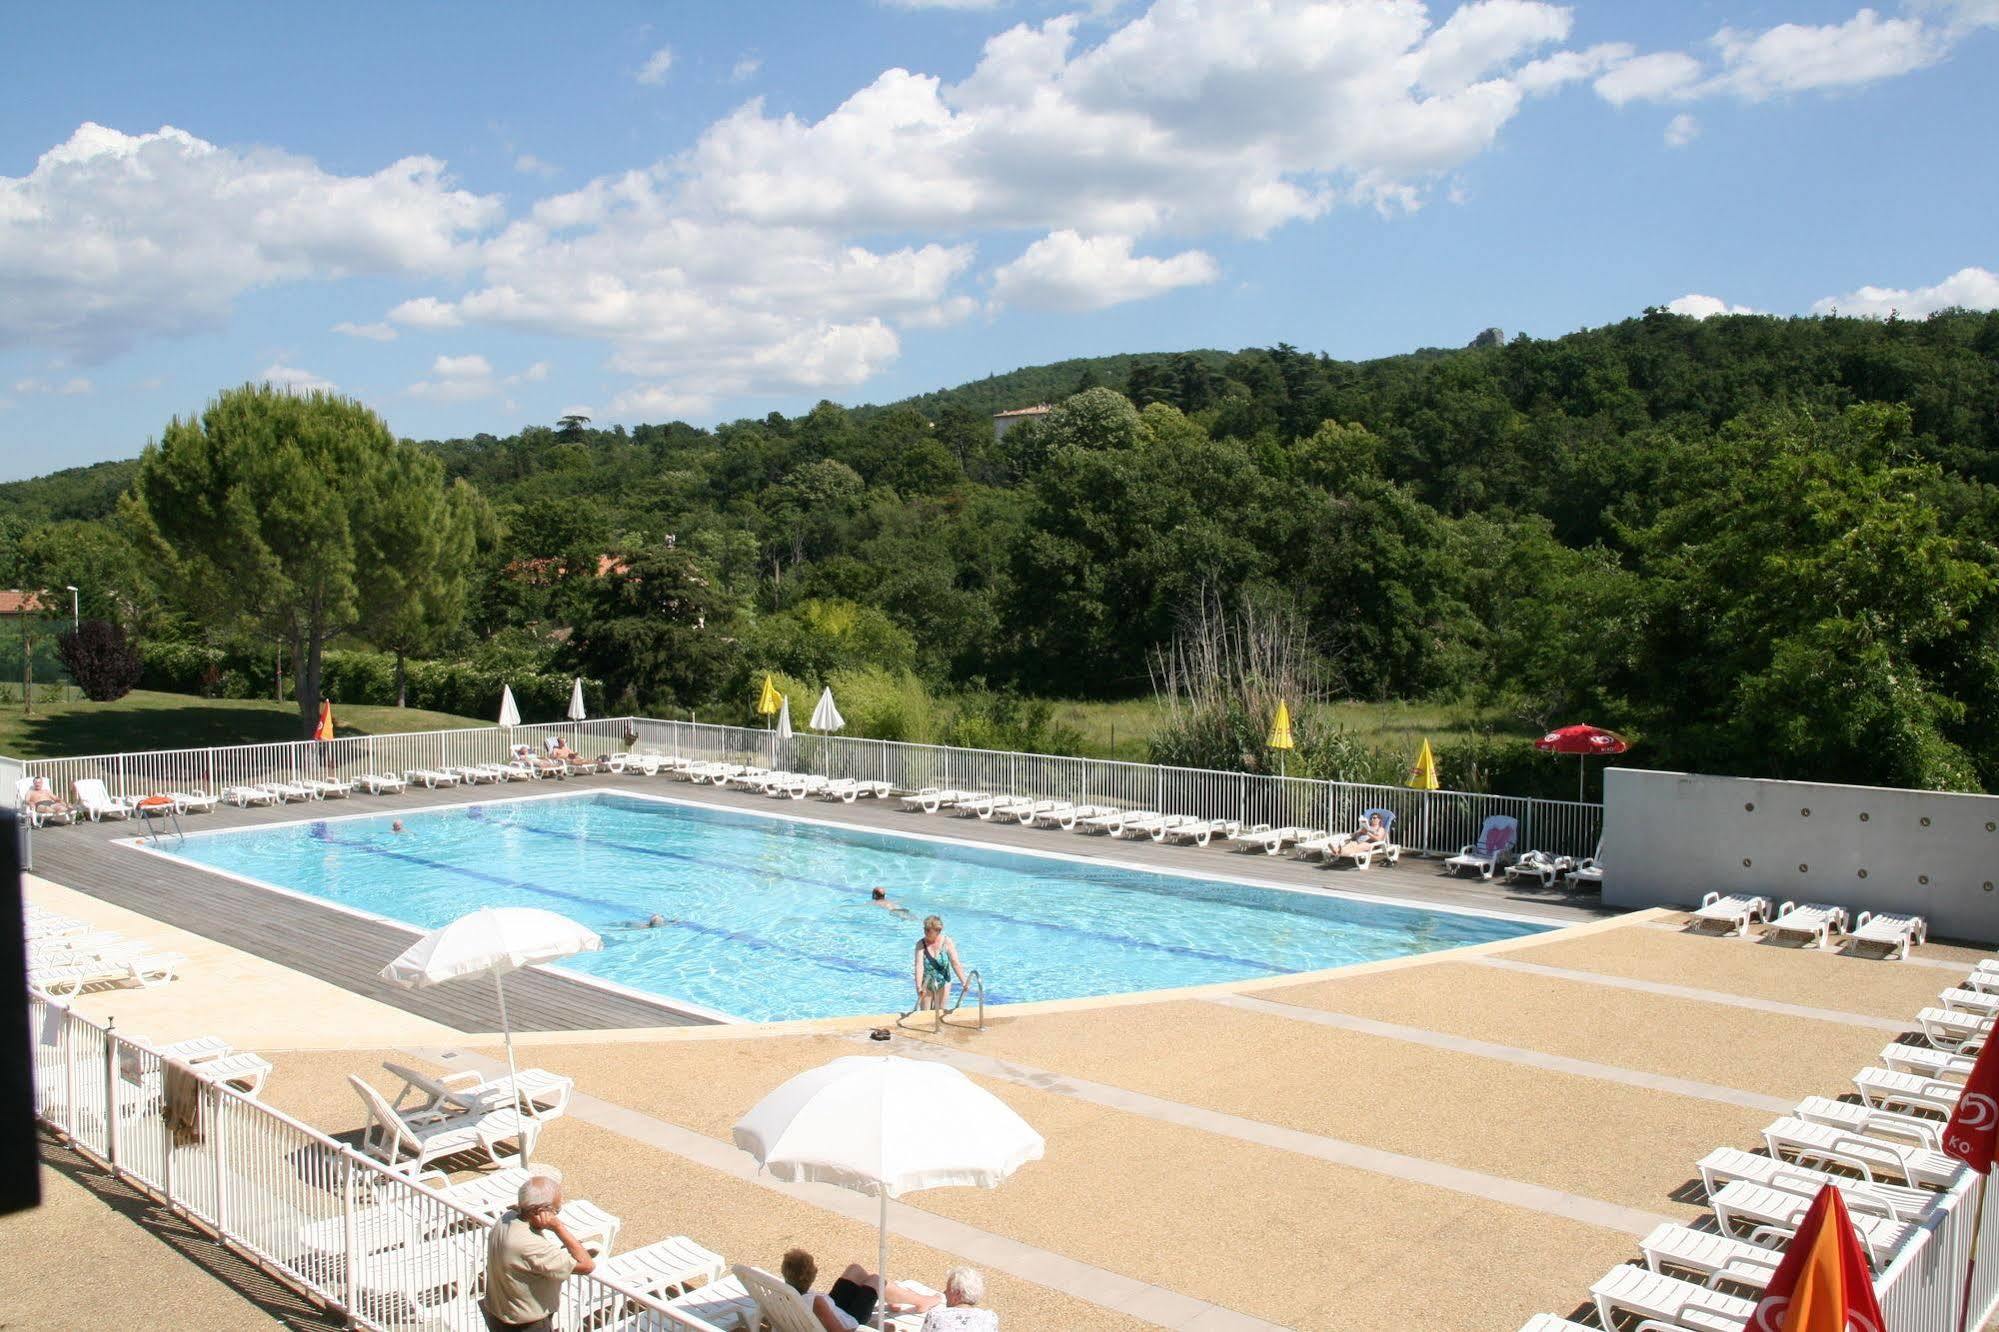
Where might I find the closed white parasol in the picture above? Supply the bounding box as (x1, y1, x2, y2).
(567, 677, 586, 722)
(497, 684, 521, 728)
(733, 1055, 1042, 1327)
(380, 907, 601, 1163)
(809, 686, 844, 733)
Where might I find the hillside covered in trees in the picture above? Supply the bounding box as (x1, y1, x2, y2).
(4, 307, 1998, 794)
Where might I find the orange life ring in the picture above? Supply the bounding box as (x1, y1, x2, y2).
(137, 794, 176, 810)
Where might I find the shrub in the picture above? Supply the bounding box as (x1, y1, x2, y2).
(55, 620, 143, 701)
(826, 666, 939, 743)
(944, 691, 1084, 755)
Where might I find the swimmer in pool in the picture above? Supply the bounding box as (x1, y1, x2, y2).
(390, 820, 405, 834)
(869, 887, 913, 919)
(609, 914, 670, 931)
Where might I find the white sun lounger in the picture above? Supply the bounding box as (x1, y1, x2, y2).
(1003, 798, 1064, 825)
(1235, 825, 1320, 855)
(403, 767, 463, 789)
(221, 783, 280, 806)
(1942, 986, 1999, 1015)
(1513, 1318, 1600, 1332)
(15, 777, 77, 827)
(1333, 833, 1400, 870)
(1296, 830, 1351, 860)
(1443, 815, 1519, 880)
(1589, 1264, 1755, 1332)
(820, 778, 893, 803)
(1848, 911, 1927, 960)
(900, 788, 980, 813)
(72, 778, 138, 821)
(357, 772, 408, 795)
(1080, 807, 1157, 836)
(1154, 816, 1240, 846)
(164, 789, 219, 813)
(1025, 802, 1114, 830)
(300, 777, 353, 799)
(1639, 1222, 1782, 1290)
(778, 774, 833, 800)
(260, 780, 316, 802)
(1709, 1179, 1913, 1264)
(1685, 893, 1772, 938)
(1567, 853, 1605, 889)
(25, 912, 89, 939)
(30, 950, 183, 998)
(603, 752, 661, 776)
(1693, 1146, 1932, 1217)
(1917, 1005, 1992, 1052)
(1879, 1040, 1975, 1082)
(971, 794, 1037, 820)
(732, 1264, 930, 1332)
(576, 1236, 729, 1313)
(1503, 850, 1575, 889)
(447, 765, 500, 785)
(1764, 901, 1849, 949)
(1856, 1066, 1960, 1119)
(383, 1060, 573, 1121)
(1767, 1107, 1957, 1188)
(1114, 812, 1175, 839)
(349, 1075, 536, 1175)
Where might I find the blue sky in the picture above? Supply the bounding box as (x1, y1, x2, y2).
(2, 0, 1994, 478)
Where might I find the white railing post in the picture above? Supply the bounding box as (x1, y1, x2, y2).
(211, 1087, 229, 1234)
(342, 1153, 360, 1323)
(103, 1026, 121, 1173)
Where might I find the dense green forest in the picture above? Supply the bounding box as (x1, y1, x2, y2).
(4, 306, 1998, 795)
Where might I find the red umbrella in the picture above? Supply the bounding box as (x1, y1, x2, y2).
(1534, 724, 1630, 802)
(1747, 1184, 1885, 1332)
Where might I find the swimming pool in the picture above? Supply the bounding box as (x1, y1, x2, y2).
(150, 792, 1550, 1021)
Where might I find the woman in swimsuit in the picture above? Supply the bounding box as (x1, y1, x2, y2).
(913, 915, 966, 1014)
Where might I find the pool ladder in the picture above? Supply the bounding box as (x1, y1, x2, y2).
(896, 968, 985, 1033)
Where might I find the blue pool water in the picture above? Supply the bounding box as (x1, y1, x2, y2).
(155, 792, 1548, 1021)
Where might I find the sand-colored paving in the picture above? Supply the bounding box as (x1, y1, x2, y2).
(25, 875, 464, 1050)
(1500, 922, 1964, 1020)
(27, 902, 1999, 1330)
(1259, 959, 1898, 1102)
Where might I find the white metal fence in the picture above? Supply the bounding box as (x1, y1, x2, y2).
(629, 717, 1606, 861)
(29, 994, 724, 1332)
(5, 714, 1603, 866)
(1873, 1163, 1999, 1332)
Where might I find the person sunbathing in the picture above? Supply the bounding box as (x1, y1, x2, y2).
(548, 737, 584, 765)
(23, 777, 70, 819)
(780, 1249, 939, 1331)
(1350, 812, 1390, 846)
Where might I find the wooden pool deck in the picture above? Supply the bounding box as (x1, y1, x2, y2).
(23, 769, 1611, 1034)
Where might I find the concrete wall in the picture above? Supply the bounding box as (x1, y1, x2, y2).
(1602, 767, 1999, 944)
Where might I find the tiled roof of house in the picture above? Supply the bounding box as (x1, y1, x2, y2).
(0, 590, 46, 615)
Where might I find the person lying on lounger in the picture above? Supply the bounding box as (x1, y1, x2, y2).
(780, 1248, 940, 1332)
(1350, 812, 1391, 847)
(23, 777, 70, 818)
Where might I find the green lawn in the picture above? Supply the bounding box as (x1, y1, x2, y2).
(1048, 696, 1533, 761)
(0, 690, 489, 759)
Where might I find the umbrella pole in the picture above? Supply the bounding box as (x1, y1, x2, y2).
(1578, 755, 1586, 804)
(495, 971, 528, 1166)
(877, 1187, 890, 1331)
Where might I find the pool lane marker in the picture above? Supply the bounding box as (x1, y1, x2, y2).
(493, 813, 1300, 979)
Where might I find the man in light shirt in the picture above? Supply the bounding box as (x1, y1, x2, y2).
(482, 1171, 596, 1332)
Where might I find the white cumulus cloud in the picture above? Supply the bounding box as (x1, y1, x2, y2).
(1811, 266, 1999, 318)
(990, 231, 1218, 311)
(514, 153, 560, 178)
(388, 296, 465, 330)
(13, 376, 93, 395)
(1666, 293, 1760, 319)
(260, 364, 336, 392)
(0, 122, 498, 360)
(1664, 113, 1699, 147)
(637, 47, 674, 86)
(332, 320, 398, 341)
(731, 56, 762, 82)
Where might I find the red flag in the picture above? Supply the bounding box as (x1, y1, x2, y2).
(314, 699, 335, 743)
(1750, 1186, 1886, 1332)
(1943, 1029, 1999, 1173)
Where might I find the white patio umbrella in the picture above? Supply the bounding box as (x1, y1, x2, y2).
(498, 684, 521, 729)
(773, 694, 793, 765)
(566, 677, 587, 723)
(733, 1055, 1043, 1328)
(809, 686, 845, 734)
(380, 907, 601, 1164)
(809, 686, 844, 777)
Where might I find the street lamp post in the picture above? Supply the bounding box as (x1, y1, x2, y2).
(64, 585, 78, 631)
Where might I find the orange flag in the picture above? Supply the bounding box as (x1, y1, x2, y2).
(314, 699, 335, 742)
(1750, 1185, 1885, 1332)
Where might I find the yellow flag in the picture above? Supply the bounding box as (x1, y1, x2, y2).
(1266, 700, 1294, 751)
(755, 674, 782, 716)
(1409, 737, 1440, 790)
